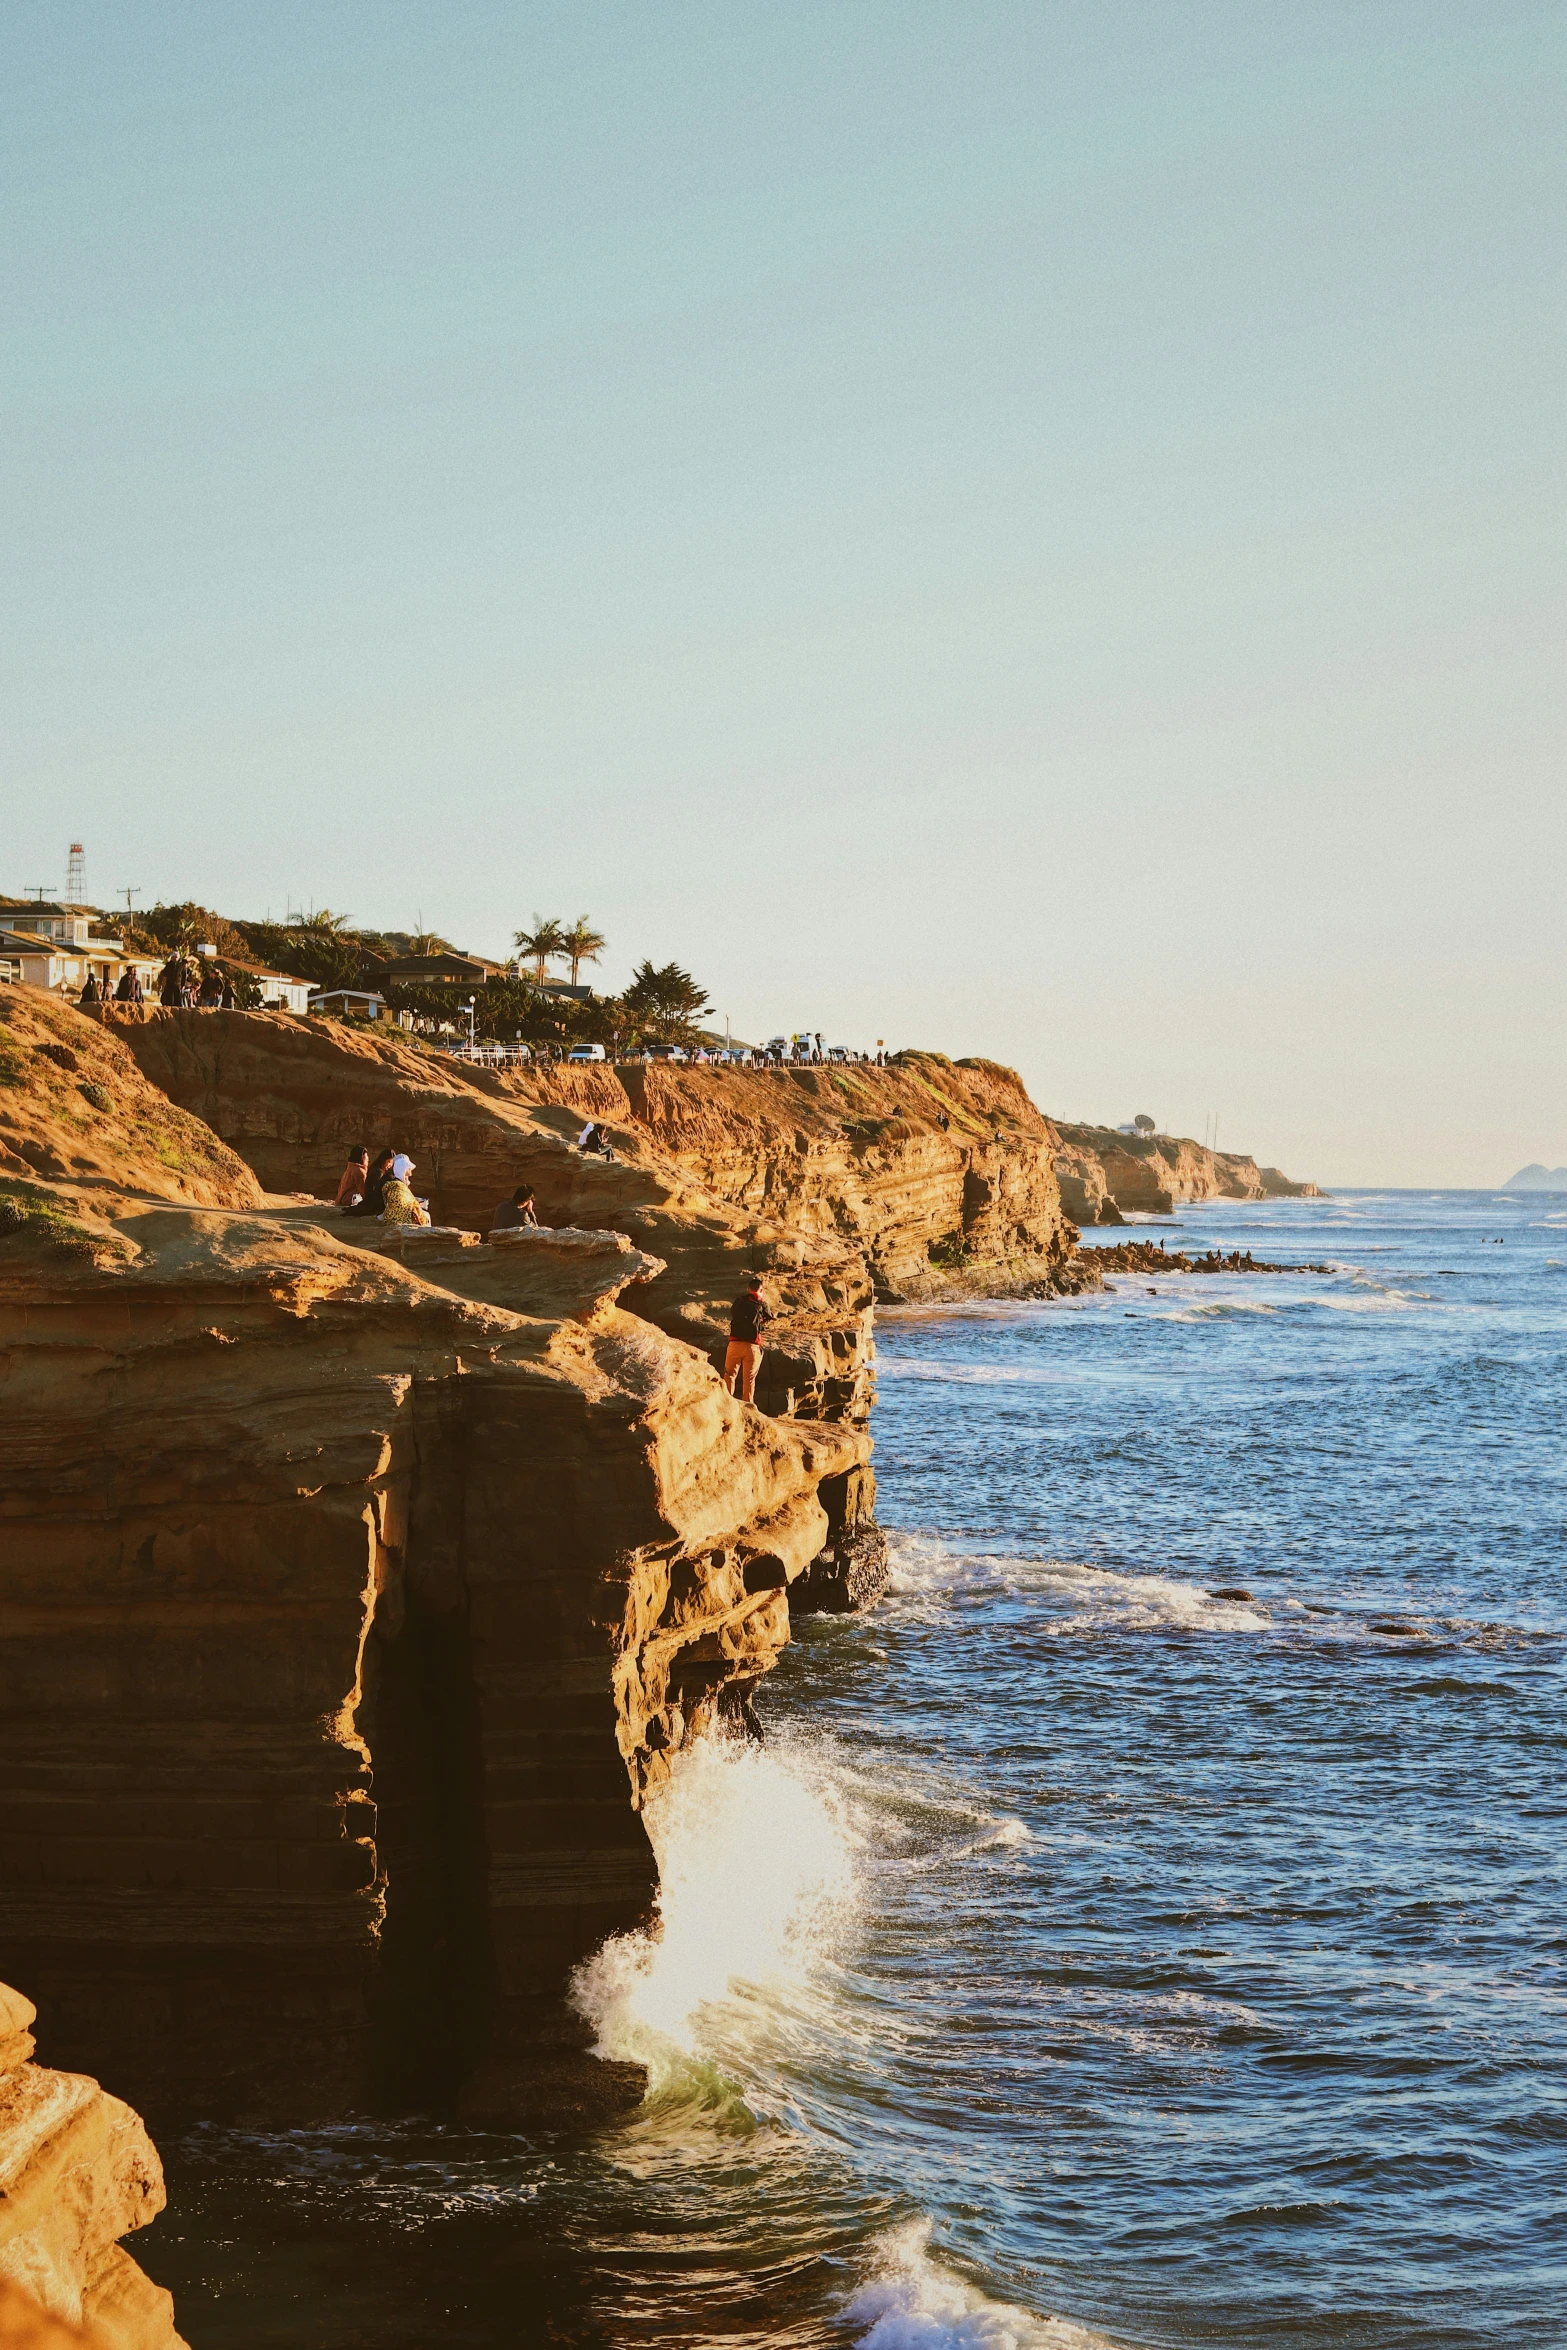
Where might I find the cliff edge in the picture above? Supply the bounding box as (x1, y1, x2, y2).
(1052, 1121, 1322, 1222)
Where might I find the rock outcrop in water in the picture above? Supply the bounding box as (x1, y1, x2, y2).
(1052, 1121, 1321, 1222)
(0, 1982, 183, 2348)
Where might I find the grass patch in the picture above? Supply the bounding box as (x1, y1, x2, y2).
(0, 1183, 105, 1260)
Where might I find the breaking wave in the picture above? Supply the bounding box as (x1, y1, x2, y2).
(845, 2222, 1124, 2348)
(569, 1735, 855, 2097)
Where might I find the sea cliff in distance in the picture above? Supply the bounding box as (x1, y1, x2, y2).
(1503, 1163, 1567, 1190)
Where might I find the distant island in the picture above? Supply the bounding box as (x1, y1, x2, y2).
(1503, 1164, 1567, 1191)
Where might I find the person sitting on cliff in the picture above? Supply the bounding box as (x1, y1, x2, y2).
(576, 1120, 615, 1161)
(77, 970, 101, 1006)
(490, 1185, 540, 1234)
(724, 1274, 771, 1407)
(344, 1147, 396, 1218)
(114, 968, 142, 1003)
(379, 1154, 431, 1228)
(334, 1146, 370, 1208)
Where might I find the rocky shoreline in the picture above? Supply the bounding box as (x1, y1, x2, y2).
(1079, 1239, 1336, 1275)
(0, 991, 1323, 2338)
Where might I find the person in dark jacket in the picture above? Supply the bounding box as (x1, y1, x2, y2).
(489, 1186, 540, 1234)
(724, 1274, 771, 1406)
(78, 971, 101, 1005)
(344, 1148, 395, 1217)
(157, 955, 185, 1007)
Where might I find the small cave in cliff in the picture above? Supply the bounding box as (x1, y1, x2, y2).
(358, 1586, 495, 2113)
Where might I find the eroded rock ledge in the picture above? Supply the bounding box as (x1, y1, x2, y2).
(0, 1981, 183, 2349)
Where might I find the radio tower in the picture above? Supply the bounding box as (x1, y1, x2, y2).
(65, 841, 86, 906)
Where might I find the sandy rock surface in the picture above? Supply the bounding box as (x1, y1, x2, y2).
(0, 1987, 183, 2350)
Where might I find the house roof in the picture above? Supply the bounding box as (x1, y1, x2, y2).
(215, 955, 309, 985)
(0, 899, 103, 923)
(376, 950, 507, 982)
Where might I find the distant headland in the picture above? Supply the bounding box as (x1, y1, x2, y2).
(1503, 1164, 1567, 1191)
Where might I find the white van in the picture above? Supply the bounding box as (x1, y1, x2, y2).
(567, 1043, 606, 1063)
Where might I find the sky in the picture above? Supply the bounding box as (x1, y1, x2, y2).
(3, 2, 1562, 1185)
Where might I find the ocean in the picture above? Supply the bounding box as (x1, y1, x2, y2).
(140, 1191, 1567, 2347)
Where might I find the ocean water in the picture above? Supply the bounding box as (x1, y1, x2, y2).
(139, 1192, 1567, 2347)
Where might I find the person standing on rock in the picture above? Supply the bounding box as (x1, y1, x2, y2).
(725, 1274, 771, 1407)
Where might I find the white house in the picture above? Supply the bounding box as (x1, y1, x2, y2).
(224, 958, 312, 1014)
(309, 987, 389, 1021)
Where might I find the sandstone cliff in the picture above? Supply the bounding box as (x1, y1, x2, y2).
(1052, 1121, 1322, 1221)
(2, 1001, 1094, 2130)
(105, 1013, 1087, 1304)
(0, 990, 258, 1209)
(0, 1983, 183, 2350)
(0, 1170, 866, 2124)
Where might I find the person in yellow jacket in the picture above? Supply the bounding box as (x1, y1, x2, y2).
(379, 1154, 431, 1228)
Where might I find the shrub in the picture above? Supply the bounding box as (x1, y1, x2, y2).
(79, 1081, 113, 1112)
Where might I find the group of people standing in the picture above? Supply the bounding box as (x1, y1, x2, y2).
(77, 955, 236, 1010)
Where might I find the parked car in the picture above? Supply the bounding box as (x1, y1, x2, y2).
(716, 1047, 752, 1065)
(827, 1045, 851, 1062)
(567, 1043, 605, 1063)
(648, 1043, 688, 1063)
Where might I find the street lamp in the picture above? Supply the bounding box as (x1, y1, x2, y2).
(465, 996, 477, 1052)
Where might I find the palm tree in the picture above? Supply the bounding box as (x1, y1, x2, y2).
(513, 915, 566, 981)
(561, 916, 605, 987)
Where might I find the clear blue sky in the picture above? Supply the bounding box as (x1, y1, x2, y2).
(4, 3, 1562, 1183)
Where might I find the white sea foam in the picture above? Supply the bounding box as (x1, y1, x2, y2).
(569, 1736, 854, 2092)
(886, 1535, 1275, 1633)
(846, 2221, 1123, 2348)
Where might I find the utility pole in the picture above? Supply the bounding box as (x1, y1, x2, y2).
(120, 887, 140, 915)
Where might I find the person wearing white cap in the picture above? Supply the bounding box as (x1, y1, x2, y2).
(379, 1154, 431, 1228)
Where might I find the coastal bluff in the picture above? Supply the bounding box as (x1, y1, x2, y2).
(1052, 1121, 1322, 1223)
(0, 1004, 906, 2125)
(2, 999, 1314, 2130)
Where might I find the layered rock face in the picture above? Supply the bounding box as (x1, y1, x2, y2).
(106, 1013, 1086, 1304)
(0, 1983, 183, 2349)
(1053, 1121, 1321, 1221)
(0, 1080, 867, 2123)
(0, 990, 258, 1208)
(2, 1002, 1109, 2130)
